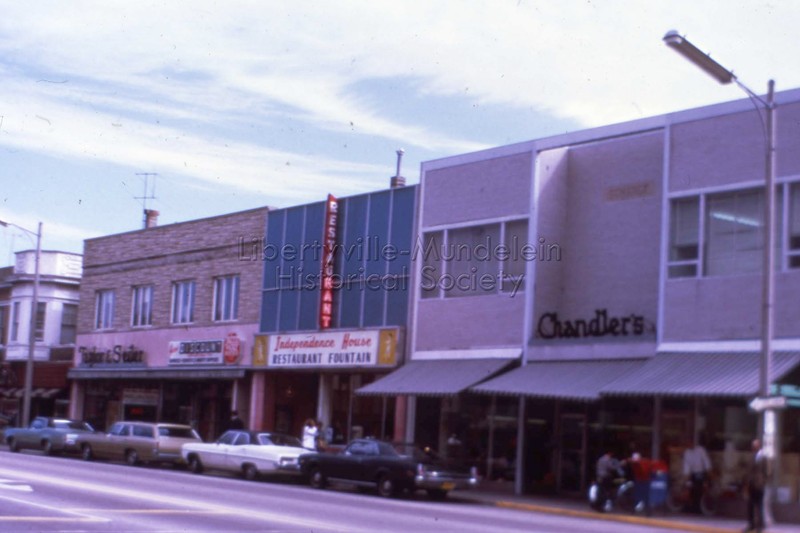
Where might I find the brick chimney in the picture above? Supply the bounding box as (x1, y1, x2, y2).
(144, 209, 160, 229)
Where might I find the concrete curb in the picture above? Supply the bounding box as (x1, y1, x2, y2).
(493, 500, 739, 533)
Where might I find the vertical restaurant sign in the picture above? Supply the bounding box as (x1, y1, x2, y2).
(320, 194, 339, 329)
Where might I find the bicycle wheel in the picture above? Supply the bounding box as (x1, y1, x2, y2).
(699, 491, 717, 516)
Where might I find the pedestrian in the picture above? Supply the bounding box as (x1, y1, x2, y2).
(302, 418, 318, 450)
(229, 410, 245, 430)
(743, 438, 770, 533)
(596, 450, 620, 511)
(682, 437, 712, 513)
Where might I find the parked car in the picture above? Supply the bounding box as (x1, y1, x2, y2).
(181, 429, 309, 480)
(76, 421, 201, 466)
(298, 438, 480, 499)
(4, 416, 96, 455)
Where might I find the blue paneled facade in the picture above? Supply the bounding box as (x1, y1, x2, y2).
(261, 185, 416, 333)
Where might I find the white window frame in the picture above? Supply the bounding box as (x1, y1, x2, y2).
(421, 217, 529, 299)
(213, 275, 240, 322)
(171, 280, 195, 324)
(131, 285, 154, 327)
(95, 290, 115, 330)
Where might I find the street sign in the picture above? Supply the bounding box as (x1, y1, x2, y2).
(771, 384, 800, 399)
(749, 395, 788, 412)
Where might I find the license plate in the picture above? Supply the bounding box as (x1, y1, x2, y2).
(441, 482, 455, 490)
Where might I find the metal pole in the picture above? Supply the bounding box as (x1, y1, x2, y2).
(760, 80, 776, 401)
(21, 222, 41, 427)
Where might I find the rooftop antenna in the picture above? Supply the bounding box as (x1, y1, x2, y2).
(134, 172, 158, 228)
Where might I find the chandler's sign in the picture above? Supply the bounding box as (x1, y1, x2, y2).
(319, 194, 338, 329)
(253, 329, 398, 369)
(537, 309, 649, 339)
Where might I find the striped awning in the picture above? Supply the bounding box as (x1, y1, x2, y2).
(601, 351, 800, 397)
(355, 358, 516, 397)
(471, 359, 647, 401)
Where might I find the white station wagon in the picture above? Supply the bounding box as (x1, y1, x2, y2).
(181, 430, 309, 480)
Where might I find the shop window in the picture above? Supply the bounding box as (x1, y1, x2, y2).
(95, 290, 115, 330)
(213, 275, 239, 322)
(60, 303, 78, 344)
(789, 182, 800, 268)
(131, 285, 153, 327)
(171, 280, 195, 324)
(668, 197, 700, 278)
(502, 219, 528, 293)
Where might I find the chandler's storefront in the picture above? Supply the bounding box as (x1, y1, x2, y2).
(251, 328, 402, 444)
(69, 327, 252, 440)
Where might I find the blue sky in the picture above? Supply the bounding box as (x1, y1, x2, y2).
(1, 1, 799, 258)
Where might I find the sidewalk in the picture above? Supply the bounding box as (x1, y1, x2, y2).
(452, 482, 799, 533)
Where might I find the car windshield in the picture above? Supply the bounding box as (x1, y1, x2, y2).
(158, 426, 199, 439)
(52, 420, 94, 431)
(258, 434, 302, 447)
(390, 443, 439, 461)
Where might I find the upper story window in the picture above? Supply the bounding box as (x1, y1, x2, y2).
(668, 182, 799, 278)
(0, 305, 8, 345)
(95, 290, 115, 330)
(171, 280, 195, 324)
(10, 302, 20, 341)
(34, 302, 46, 342)
(131, 285, 154, 327)
(421, 219, 529, 299)
(60, 303, 78, 344)
(213, 275, 239, 322)
(668, 197, 700, 278)
(789, 182, 800, 268)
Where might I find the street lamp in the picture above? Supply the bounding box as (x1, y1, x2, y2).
(663, 29, 776, 423)
(0, 220, 42, 427)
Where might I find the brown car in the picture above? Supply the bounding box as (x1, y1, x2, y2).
(76, 421, 201, 466)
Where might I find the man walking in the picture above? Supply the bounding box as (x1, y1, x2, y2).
(743, 439, 769, 533)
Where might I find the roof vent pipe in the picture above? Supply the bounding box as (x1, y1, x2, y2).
(390, 149, 406, 188)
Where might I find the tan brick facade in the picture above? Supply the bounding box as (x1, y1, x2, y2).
(77, 207, 269, 335)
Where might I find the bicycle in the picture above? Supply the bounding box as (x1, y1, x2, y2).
(665, 476, 718, 516)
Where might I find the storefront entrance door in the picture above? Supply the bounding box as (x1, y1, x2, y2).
(557, 413, 587, 494)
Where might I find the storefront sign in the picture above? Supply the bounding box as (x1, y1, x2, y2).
(79, 345, 146, 366)
(536, 309, 649, 339)
(319, 194, 338, 329)
(123, 388, 159, 406)
(253, 329, 397, 369)
(169, 333, 242, 365)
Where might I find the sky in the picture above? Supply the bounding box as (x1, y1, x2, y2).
(1, 1, 798, 259)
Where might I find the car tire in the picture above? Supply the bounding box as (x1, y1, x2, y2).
(309, 467, 326, 489)
(377, 474, 396, 498)
(242, 463, 258, 481)
(125, 449, 139, 466)
(7, 438, 19, 453)
(42, 440, 55, 456)
(187, 455, 203, 474)
(81, 444, 93, 461)
(426, 489, 448, 500)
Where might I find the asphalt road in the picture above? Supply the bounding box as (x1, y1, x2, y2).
(0, 449, 687, 532)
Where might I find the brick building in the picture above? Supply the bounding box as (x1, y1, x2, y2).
(69, 208, 268, 439)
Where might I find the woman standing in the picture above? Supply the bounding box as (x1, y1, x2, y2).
(302, 418, 318, 450)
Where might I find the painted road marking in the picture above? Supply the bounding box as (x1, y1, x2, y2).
(0, 478, 32, 492)
(0, 466, 372, 533)
(0, 492, 109, 523)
